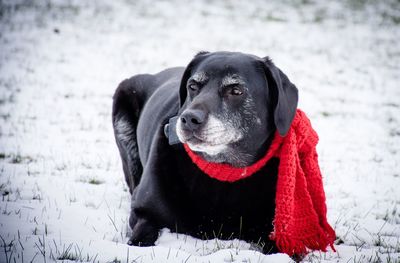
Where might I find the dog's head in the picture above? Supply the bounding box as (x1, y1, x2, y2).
(176, 51, 298, 167)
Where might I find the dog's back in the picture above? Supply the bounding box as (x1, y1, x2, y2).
(112, 67, 184, 192)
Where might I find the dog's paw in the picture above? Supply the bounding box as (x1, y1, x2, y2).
(127, 217, 159, 247)
(127, 234, 157, 247)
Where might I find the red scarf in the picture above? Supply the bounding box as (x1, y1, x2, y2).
(184, 109, 336, 256)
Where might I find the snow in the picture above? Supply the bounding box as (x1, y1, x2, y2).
(0, 0, 399, 262)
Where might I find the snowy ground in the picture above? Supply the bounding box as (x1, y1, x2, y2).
(0, 0, 399, 262)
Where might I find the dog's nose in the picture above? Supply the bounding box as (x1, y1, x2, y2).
(180, 110, 205, 131)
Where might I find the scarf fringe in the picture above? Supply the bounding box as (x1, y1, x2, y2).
(271, 226, 336, 256)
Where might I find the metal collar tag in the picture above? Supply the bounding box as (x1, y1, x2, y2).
(164, 116, 181, 145)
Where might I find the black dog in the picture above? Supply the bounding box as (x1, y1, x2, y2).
(112, 51, 298, 253)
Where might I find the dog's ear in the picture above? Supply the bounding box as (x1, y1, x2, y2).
(262, 57, 298, 136)
(179, 51, 210, 108)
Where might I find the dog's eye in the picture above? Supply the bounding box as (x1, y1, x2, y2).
(229, 87, 243, 96)
(188, 83, 198, 91)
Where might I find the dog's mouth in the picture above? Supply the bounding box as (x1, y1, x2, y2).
(185, 137, 228, 156)
(184, 132, 227, 146)
(176, 126, 229, 155)
(175, 114, 244, 156)
(185, 132, 218, 145)
(185, 134, 204, 144)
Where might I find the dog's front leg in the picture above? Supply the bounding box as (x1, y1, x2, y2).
(127, 204, 159, 246)
(127, 133, 177, 247)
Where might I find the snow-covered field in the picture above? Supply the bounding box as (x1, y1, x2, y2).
(0, 0, 399, 262)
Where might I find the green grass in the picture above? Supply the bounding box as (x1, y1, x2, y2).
(88, 178, 104, 185)
(263, 14, 287, 22)
(9, 154, 34, 164)
(78, 177, 104, 185)
(321, 111, 331, 117)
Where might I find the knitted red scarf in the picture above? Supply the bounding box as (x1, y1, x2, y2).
(184, 109, 336, 256)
